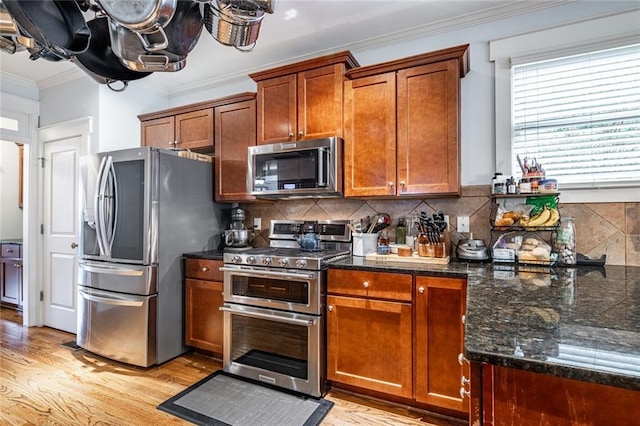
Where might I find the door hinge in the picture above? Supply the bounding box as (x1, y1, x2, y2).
(40, 290, 44, 301)
(40, 224, 44, 234)
(38, 157, 45, 168)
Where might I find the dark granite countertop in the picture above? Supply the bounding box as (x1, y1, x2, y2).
(183, 250, 224, 261)
(327, 257, 640, 392)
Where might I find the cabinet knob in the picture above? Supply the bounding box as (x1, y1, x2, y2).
(363, 281, 370, 288)
(298, 131, 304, 138)
(289, 132, 294, 138)
(400, 181, 406, 187)
(201, 266, 209, 272)
(461, 314, 466, 324)
(14, 264, 22, 268)
(71, 242, 78, 249)
(327, 305, 333, 312)
(388, 182, 394, 187)
(458, 352, 468, 365)
(461, 375, 470, 386)
(459, 387, 470, 399)
(418, 286, 425, 294)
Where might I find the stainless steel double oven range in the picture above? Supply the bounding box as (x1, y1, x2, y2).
(221, 219, 351, 397)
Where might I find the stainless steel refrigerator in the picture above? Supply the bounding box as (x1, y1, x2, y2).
(77, 147, 226, 367)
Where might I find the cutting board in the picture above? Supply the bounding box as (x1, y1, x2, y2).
(365, 252, 450, 265)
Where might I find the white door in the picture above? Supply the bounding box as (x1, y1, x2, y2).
(39, 118, 92, 334)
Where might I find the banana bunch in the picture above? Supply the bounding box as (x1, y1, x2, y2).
(518, 207, 560, 227)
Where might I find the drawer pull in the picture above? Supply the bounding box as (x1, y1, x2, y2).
(459, 387, 470, 399)
(458, 352, 468, 365)
(201, 267, 209, 272)
(363, 281, 370, 288)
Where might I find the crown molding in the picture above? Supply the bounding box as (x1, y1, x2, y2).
(0, 73, 39, 100)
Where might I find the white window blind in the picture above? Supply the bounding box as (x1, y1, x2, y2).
(512, 44, 640, 187)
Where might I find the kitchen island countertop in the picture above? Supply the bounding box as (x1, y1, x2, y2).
(328, 257, 640, 392)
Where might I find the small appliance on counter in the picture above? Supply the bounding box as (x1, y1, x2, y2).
(223, 205, 255, 249)
(456, 236, 490, 261)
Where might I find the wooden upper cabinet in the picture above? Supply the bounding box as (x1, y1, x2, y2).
(250, 51, 359, 145)
(344, 44, 469, 198)
(215, 96, 257, 202)
(175, 108, 214, 151)
(141, 116, 175, 149)
(414, 275, 468, 414)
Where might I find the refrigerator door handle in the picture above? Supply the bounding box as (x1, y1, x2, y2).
(79, 262, 145, 276)
(94, 155, 108, 256)
(79, 289, 145, 307)
(97, 156, 113, 257)
(107, 159, 118, 252)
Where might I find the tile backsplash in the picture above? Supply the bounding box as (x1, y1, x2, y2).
(241, 186, 639, 266)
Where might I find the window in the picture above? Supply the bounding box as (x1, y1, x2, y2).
(512, 44, 640, 187)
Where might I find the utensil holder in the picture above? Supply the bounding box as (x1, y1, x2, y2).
(352, 232, 379, 256)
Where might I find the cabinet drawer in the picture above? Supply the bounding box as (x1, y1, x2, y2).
(185, 258, 223, 281)
(1, 244, 21, 258)
(328, 269, 412, 301)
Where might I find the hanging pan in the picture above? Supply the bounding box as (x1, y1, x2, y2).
(108, 0, 203, 72)
(2, 0, 90, 60)
(73, 17, 152, 92)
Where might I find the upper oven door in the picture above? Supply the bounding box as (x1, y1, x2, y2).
(80, 147, 156, 265)
(220, 265, 322, 315)
(248, 137, 342, 198)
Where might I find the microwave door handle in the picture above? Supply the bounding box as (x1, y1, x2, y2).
(94, 156, 108, 256)
(317, 148, 326, 187)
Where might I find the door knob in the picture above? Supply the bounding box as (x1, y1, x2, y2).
(71, 242, 78, 249)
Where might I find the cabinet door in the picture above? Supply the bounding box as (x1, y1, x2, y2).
(327, 295, 413, 398)
(185, 278, 224, 356)
(1, 260, 22, 305)
(414, 276, 467, 413)
(397, 59, 460, 195)
(175, 108, 214, 151)
(297, 64, 345, 140)
(141, 116, 175, 149)
(256, 74, 297, 144)
(214, 99, 257, 201)
(343, 73, 397, 197)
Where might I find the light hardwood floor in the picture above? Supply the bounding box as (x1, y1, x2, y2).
(0, 307, 464, 426)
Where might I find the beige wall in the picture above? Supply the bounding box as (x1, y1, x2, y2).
(241, 187, 640, 266)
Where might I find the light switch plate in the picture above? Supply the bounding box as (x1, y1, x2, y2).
(458, 216, 470, 233)
(253, 217, 262, 231)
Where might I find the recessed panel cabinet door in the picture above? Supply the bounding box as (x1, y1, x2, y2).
(215, 99, 257, 201)
(414, 276, 467, 413)
(397, 59, 460, 195)
(298, 64, 345, 140)
(141, 116, 174, 149)
(343, 73, 397, 197)
(327, 295, 413, 398)
(175, 108, 214, 151)
(256, 74, 297, 144)
(185, 278, 224, 356)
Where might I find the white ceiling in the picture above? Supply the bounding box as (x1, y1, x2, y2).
(0, 0, 564, 95)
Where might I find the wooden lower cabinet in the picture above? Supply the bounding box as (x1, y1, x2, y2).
(184, 259, 224, 358)
(327, 294, 413, 398)
(482, 364, 640, 425)
(414, 276, 468, 414)
(327, 269, 468, 417)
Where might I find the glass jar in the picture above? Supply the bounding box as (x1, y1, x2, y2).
(554, 217, 576, 264)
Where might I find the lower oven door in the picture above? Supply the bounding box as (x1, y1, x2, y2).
(221, 303, 324, 397)
(221, 265, 320, 314)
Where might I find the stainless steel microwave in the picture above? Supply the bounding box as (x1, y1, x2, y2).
(248, 137, 343, 198)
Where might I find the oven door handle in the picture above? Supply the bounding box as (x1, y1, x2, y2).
(220, 305, 317, 327)
(219, 267, 315, 280)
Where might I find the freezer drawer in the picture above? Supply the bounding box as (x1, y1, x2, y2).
(77, 287, 157, 367)
(78, 260, 157, 295)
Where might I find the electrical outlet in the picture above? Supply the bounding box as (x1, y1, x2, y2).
(458, 216, 470, 233)
(253, 217, 262, 231)
(444, 215, 450, 231)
